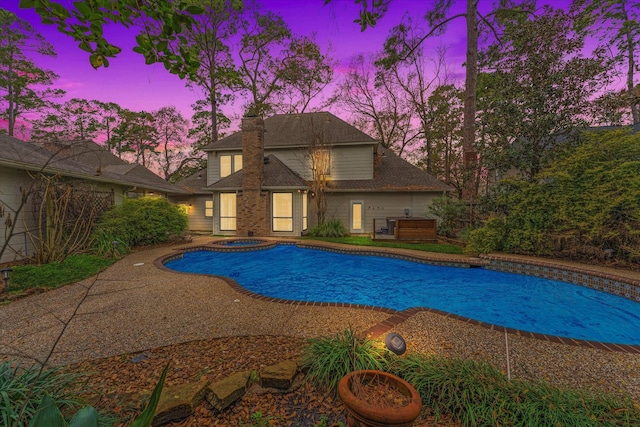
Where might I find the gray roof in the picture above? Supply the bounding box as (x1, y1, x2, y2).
(202, 112, 376, 151)
(0, 136, 187, 195)
(208, 155, 308, 191)
(175, 169, 209, 194)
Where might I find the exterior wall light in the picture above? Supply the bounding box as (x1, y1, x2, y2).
(1, 268, 13, 293)
(385, 332, 407, 355)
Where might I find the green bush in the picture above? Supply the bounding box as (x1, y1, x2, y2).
(464, 216, 507, 255)
(94, 197, 187, 247)
(299, 328, 389, 395)
(307, 219, 350, 238)
(476, 129, 640, 262)
(426, 196, 471, 238)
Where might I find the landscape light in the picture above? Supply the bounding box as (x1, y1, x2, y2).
(385, 332, 407, 355)
(1, 268, 13, 293)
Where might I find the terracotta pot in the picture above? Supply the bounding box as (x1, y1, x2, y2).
(338, 370, 422, 427)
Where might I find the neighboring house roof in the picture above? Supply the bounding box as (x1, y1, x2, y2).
(36, 140, 186, 195)
(202, 112, 377, 151)
(208, 154, 308, 191)
(0, 135, 187, 195)
(327, 146, 451, 192)
(0, 134, 97, 176)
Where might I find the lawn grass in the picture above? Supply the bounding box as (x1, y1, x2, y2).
(302, 236, 464, 255)
(7, 254, 117, 293)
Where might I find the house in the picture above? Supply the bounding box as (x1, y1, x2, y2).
(181, 112, 450, 237)
(0, 136, 187, 263)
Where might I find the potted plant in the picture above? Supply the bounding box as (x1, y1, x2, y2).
(338, 369, 422, 427)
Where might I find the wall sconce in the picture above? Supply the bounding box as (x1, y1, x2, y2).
(1, 268, 13, 293)
(385, 332, 407, 355)
(309, 191, 316, 198)
(197, 174, 202, 180)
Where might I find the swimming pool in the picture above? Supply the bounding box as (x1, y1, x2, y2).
(164, 244, 640, 346)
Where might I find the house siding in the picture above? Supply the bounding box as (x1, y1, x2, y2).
(171, 195, 213, 232)
(0, 169, 124, 264)
(0, 167, 36, 263)
(308, 191, 442, 235)
(207, 151, 219, 184)
(331, 145, 374, 180)
(264, 144, 373, 181)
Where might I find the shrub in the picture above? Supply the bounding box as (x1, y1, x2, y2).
(307, 219, 350, 238)
(91, 231, 130, 259)
(94, 197, 187, 247)
(425, 196, 470, 238)
(299, 328, 389, 395)
(477, 129, 640, 262)
(464, 216, 507, 255)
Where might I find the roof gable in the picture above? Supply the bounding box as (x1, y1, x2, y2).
(208, 154, 307, 190)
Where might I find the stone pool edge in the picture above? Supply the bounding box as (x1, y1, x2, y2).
(154, 239, 640, 354)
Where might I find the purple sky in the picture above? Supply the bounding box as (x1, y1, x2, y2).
(5, 1, 568, 128)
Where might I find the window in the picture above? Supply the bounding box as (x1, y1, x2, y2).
(205, 200, 213, 217)
(302, 192, 308, 231)
(220, 193, 236, 231)
(233, 154, 243, 171)
(220, 154, 243, 178)
(272, 193, 293, 232)
(351, 201, 363, 232)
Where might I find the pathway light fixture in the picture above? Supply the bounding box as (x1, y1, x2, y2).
(385, 332, 407, 355)
(1, 268, 13, 293)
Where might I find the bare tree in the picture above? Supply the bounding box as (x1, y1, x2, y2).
(300, 115, 335, 225)
(336, 54, 418, 157)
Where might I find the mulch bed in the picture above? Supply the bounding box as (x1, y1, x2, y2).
(68, 335, 458, 426)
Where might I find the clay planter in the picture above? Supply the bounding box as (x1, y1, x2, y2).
(338, 370, 422, 427)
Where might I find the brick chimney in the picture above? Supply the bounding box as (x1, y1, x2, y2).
(236, 115, 269, 237)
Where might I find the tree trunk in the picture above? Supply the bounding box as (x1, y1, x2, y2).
(621, 2, 639, 124)
(462, 0, 479, 199)
(7, 55, 15, 137)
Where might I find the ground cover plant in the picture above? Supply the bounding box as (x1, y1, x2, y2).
(5, 255, 116, 294)
(301, 329, 640, 426)
(306, 235, 463, 255)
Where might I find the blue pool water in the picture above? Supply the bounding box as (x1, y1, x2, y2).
(165, 245, 640, 345)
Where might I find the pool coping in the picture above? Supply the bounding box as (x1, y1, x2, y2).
(154, 239, 640, 354)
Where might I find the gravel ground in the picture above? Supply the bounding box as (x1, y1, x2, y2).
(1, 236, 639, 407)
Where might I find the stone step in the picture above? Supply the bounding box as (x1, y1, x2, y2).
(151, 359, 301, 425)
(152, 377, 209, 426)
